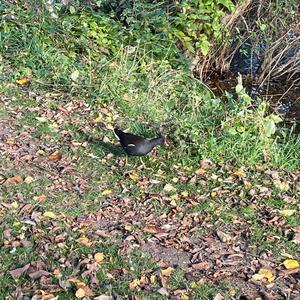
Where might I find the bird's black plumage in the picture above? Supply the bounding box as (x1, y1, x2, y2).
(114, 128, 166, 156)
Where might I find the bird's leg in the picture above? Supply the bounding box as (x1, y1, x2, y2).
(139, 157, 146, 169)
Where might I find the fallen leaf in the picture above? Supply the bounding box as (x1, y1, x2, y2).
(143, 225, 162, 234)
(48, 152, 62, 161)
(33, 194, 47, 202)
(129, 279, 140, 289)
(77, 236, 93, 247)
(43, 211, 57, 219)
(192, 262, 212, 270)
(75, 288, 86, 298)
(273, 180, 289, 191)
(213, 293, 224, 300)
(195, 168, 206, 175)
(24, 176, 34, 184)
(181, 191, 189, 198)
(216, 230, 232, 243)
(164, 183, 175, 192)
(252, 268, 275, 282)
(3, 174, 23, 187)
(71, 70, 80, 81)
(181, 294, 189, 300)
(101, 189, 112, 196)
(9, 264, 30, 278)
(157, 287, 169, 296)
(200, 158, 213, 169)
(234, 168, 245, 177)
(211, 191, 217, 198)
(35, 116, 47, 123)
(94, 296, 114, 300)
(94, 252, 105, 264)
(283, 259, 299, 269)
(161, 267, 174, 277)
(279, 210, 296, 217)
(129, 171, 139, 181)
(16, 77, 30, 85)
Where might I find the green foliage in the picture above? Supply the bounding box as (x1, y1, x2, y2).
(173, 0, 235, 55)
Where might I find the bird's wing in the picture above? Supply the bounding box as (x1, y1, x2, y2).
(114, 129, 144, 146)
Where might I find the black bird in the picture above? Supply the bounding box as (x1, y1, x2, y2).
(114, 128, 168, 156)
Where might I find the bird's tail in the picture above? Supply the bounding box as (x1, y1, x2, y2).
(113, 128, 122, 139)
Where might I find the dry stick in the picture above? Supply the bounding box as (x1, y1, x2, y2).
(278, 77, 300, 103)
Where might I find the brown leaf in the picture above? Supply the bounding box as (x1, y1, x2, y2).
(57, 105, 69, 114)
(161, 267, 174, 277)
(9, 264, 30, 278)
(48, 152, 62, 161)
(192, 262, 212, 271)
(279, 267, 300, 276)
(200, 158, 213, 169)
(143, 225, 162, 234)
(195, 168, 206, 175)
(28, 270, 51, 280)
(3, 174, 23, 187)
(216, 230, 232, 243)
(33, 194, 47, 202)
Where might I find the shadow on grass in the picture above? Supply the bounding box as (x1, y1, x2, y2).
(78, 130, 123, 156)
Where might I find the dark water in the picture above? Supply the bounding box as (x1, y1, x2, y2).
(206, 36, 300, 132)
(207, 73, 300, 132)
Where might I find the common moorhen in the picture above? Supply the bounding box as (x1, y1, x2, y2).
(114, 128, 167, 156)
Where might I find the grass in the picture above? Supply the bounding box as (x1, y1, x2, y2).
(0, 2, 299, 299)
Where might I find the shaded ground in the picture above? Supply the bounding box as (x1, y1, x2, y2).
(0, 90, 299, 299)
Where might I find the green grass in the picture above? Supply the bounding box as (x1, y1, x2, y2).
(0, 2, 299, 299)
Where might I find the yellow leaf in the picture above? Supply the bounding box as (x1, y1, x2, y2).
(164, 183, 175, 192)
(101, 189, 112, 196)
(94, 252, 105, 263)
(49, 122, 58, 129)
(181, 294, 189, 300)
(93, 115, 103, 123)
(16, 77, 29, 85)
(68, 277, 86, 288)
(283, 259, 299, 269)
(24, 176, 34, 184)
(11, 201, 19, 209)
(109, 61, 117, 68)
(252, 268, 274, 282)
(129, 278, 140, 289)
(234, 168, 245, 177)
(43, 211, 57, 219)
(36, 149, 45, 155)
(211, 191, 217, 198)
(279, 210, 296, 217)
(77, 236, 93, 247)
(181, 191, 189, 198)
(75, 288, 86, 298)
(161, 267, 174, 277)
(150, 275, 156, 284)
(124, 224, 133, 232)
(243, 180, 252, 189)
(273, 180, 289, 191)
(129, 171, 139, 181)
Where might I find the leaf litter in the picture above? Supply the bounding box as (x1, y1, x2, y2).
(0, 94, 299, 299)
